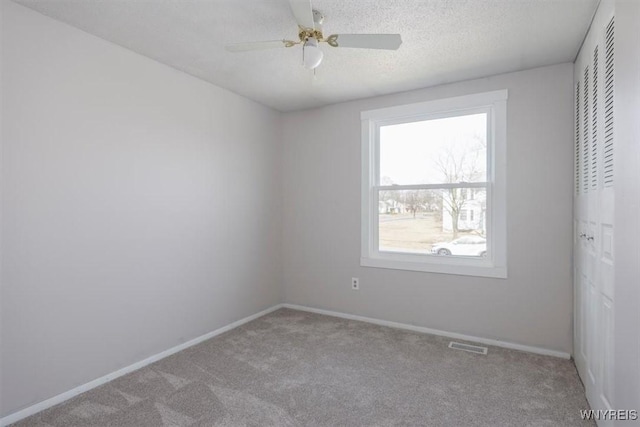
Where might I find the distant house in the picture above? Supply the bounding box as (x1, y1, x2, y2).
(442, 188, 486, 233)
(379, 199, 406, 214)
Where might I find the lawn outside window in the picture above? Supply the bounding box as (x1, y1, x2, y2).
(361, 90, 508, 278)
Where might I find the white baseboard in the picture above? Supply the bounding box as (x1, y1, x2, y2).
(0, 304, 284, 427)
(282, 303, 571, 360)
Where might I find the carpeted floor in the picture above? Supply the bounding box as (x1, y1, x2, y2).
(13, 308, 593, 426)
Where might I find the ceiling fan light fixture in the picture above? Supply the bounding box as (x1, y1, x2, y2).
(302, 37, 323, 69)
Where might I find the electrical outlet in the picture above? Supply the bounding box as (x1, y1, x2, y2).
(351, 277, 360, 290)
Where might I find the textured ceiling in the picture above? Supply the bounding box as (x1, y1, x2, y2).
(15, 0, 598, 112)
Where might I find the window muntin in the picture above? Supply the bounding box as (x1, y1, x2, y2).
(361, 90, 507, 278)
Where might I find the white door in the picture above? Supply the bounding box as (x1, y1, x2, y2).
(574, 12, 616, 424)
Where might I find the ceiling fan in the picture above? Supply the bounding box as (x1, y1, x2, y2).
(225, 0, 402, 70)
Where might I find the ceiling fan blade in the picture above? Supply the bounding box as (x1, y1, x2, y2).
(288, 0, 315, 30)
(225, 40, 294, 52)
(326, 34, 402, 50)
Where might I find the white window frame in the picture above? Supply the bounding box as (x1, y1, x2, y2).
(360, 90, 508, 278)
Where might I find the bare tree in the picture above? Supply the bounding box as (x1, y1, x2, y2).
(403, 191, 422, 218)
(433, 135, 485, 238)
(401, 190, 440, 218)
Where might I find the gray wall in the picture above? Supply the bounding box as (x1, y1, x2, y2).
(0, 2, 281, 417)
(282, 63, 575, 354)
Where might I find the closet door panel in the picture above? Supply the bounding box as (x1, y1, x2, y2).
(573, 11, 615, 420)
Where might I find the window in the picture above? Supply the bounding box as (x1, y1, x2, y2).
(361, 90, 507, 278)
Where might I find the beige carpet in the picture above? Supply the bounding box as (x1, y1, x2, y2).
(13, 308, 593, 426)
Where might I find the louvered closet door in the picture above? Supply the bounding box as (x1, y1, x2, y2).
(574, 15, 615, 420)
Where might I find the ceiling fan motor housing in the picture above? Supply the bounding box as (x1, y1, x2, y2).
(298, 10, 324, 43)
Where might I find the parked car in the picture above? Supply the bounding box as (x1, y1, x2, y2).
(431, 236, 486, 257)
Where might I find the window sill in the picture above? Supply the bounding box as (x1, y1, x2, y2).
(360, 256, 507, 279)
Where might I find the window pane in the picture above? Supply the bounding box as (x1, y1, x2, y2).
(378, 188, 487, 257)
(379, 113, 487, 186)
